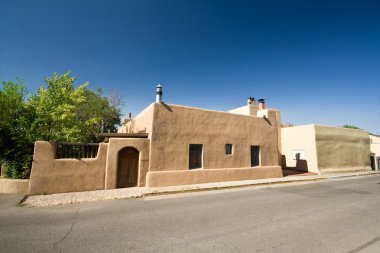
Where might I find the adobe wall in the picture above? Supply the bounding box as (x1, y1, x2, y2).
(315, 125, 371, 172)
(147, 166, 282, 187)
(273, 109, 283, 167)
(105, 138, 150, 189)
(118, 103, 154, 136)
(281, 125, 319, 173)
(149, 103, 281, 171)
(28, 141, 108, 195)
(0, 178, 29, 194)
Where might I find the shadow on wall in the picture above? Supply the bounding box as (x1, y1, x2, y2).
(370, 153, 379, 170)
(161, 102, 173, 112)
(281, 154, 309, 172)
(281, 155, 286, 168)
(263, 116, 272, 126)
(295, 159, 308, 171)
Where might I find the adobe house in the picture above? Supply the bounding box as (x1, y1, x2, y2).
(281, 124, 372, 174)
(28, 86, 283, 195)
(27, 85, 374, 195)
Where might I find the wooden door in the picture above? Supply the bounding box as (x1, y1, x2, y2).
(117, 147, 139, 188)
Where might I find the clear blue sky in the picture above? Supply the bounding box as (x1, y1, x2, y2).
(1, 0, 379, 134)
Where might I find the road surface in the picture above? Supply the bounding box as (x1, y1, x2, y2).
(1, 175, 380, 252)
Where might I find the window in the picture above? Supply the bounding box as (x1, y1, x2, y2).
(251, 146, 260, 167)
(189, 144, 202, 169)
(225, 144, 233, 155)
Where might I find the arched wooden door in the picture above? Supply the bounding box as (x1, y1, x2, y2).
(117, 147, 139, 188)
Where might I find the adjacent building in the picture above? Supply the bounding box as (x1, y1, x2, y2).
(281, 124, 371, 174)
(370, 134, 380, 170)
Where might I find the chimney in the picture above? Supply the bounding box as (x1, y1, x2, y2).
(258, 99, 265, 110)
(247, 97, 255, 105)
(128, 112, 132, 119)
(156, 84, 163, 103)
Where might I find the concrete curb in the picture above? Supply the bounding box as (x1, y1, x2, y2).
(143, 176, 327, 197)
(22, 171, 380, 207)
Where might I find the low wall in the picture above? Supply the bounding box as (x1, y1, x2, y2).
(28, 141, 108, 195)
(146, 166, 283, 187)
(0, 178, 29, 194)
(315, 125, 371, 172)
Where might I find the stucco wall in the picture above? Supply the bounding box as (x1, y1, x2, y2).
(147, 166, 282, 187)
(371, 135, 380, 170)
(281, 125, 319, 173)
(28, 141, 108, 195)
(370, 135, 380, 156)
(105, 138, 150, 189)
(149, 103, 281, 172)
(0, 178, 29, 194)
(315, 125, 371, 171)
(118, 103, 154, 137)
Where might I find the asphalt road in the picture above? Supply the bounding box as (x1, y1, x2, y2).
(1, 175, 380, 253)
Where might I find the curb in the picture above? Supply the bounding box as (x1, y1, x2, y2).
(142, 177, 327, 198)
(327, 171, 380, 179)
(22, 171, 380, 207)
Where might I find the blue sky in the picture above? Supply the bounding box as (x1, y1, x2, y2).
(1, 0, 379, 134)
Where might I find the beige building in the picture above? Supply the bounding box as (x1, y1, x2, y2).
(29, 96, 283, 195)
(370, 135, 380, 170)
(281, 125, 371, 174)
(27, 87, 373, 195)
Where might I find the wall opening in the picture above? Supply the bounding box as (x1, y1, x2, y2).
(225, 144, 233, 155)
(189, 144, 202, 169)
(117, 147, 139, 188)
(251, 146, 260, 167)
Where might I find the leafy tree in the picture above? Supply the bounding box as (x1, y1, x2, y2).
(342, 124, 361, 130)
(28, 72, 89, 142)
(0, 81, 34, 178)
(27, 72, 121, 142)
(77, 88, 122, 142)
(0, 72, 122, 178)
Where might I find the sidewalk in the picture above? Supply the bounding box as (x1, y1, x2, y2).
(23, 170, 380, 207)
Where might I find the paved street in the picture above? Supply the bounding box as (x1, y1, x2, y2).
(1, 175, 380, 253)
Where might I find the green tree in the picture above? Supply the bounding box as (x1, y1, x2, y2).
(0, 81, 34, 178)
(77, 88, 122, 142)
(0, 72, 122, 178)
(28, 72, 89, 142)
(342, 124, 361, 130)
(28, 72, 121, 142)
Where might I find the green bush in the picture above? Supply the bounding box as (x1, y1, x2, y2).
(2, 155, 32, 179)
(0, 72, 122, 179)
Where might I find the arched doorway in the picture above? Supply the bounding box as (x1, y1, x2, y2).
(117, 147, 139, 188)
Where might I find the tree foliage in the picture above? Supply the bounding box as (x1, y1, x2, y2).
(342, 124, 361, 130)
(0, 80, 34, 178)
(0, 72, 122, 178)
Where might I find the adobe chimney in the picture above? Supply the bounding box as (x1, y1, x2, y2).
(258, 99, 265, 110)
(128, 112, 132, 119)
(247, 97, 255, 105)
